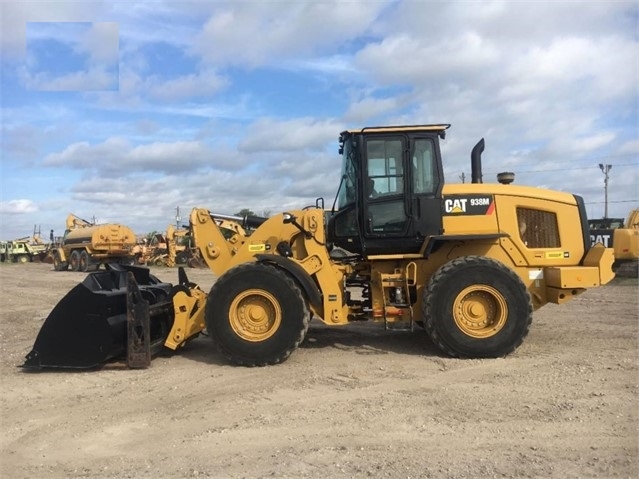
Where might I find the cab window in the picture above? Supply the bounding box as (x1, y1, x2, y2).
(413, 139, 436, 194)
(366, 139, 403, 196)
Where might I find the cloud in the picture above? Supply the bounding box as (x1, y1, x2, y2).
(24, 22, 119, 91)
(1, 1, 107, 59)
(238, 118, 342, 153)
(54, 166, 338, 234)
(77, 22, 119, 64)
(502, 35, 636, 105)
(25, 67, 117, 91)
(356, 32, 501, 86)
(343, 96, 409, 123)
(144, 70, 228, 101)
(2, 125, 43, 158)
(42, 137, 222, 175)
(192, 1, 391, 67)
(617, 139, 639, 156)
(0, 199, 38, 214)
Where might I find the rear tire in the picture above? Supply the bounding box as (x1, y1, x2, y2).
(206, 262, 310, 366)
(175, 251, 188, 265)
(153, 257, 165, 267)
(188, 257, 203, 268)
(79, 251, 89, 272)
(69, 250, 81, 271)
(423, 256, 532, 358)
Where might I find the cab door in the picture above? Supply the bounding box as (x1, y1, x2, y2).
(409, 136, 444, 239)
(361, 134, 442, 254)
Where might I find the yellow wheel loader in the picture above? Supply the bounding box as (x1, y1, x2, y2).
(590, 208, 639, 277)
(23, 124, 614, 369)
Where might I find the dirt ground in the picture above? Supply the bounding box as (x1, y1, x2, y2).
(0, 262, 637, 479)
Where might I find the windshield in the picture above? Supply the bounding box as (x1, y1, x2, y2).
(337, 137, 358, 209)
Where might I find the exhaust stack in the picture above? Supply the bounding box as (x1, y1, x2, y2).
(471, 138, 485, 184)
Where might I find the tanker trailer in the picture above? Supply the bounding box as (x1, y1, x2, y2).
(53, 218, 137, 272)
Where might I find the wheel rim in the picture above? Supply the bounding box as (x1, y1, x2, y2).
(229, 289, 282, 342)
(453, 285, 508, 338)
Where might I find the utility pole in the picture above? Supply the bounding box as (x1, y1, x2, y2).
(175, 206, 181, 229)
(459, 172, 466, 184)
(599, 163, 612, 218)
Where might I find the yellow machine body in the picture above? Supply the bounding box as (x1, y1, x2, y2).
(188, 187, 613, 332)
(612, 209, 639, 262)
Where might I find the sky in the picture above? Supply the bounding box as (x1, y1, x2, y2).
(1, 0, 637, 241)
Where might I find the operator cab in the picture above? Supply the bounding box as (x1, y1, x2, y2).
(327, 124, 449, 256)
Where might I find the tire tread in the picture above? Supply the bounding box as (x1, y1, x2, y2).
(423, 256, 533, 358)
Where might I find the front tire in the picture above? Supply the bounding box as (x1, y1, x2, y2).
(206, 262, 310, 366)
(53, 252, 68, 271)
(423, 256, 532, 358)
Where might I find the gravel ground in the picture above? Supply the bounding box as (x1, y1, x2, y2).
(0, 262, 637, 478)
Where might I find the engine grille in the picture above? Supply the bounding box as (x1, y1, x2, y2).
(517, 208, 560, 248)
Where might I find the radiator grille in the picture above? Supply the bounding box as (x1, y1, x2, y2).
(517, 208, 560, 248)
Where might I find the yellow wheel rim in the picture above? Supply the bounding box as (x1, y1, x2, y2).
(229, 289, 282, 342)
(453, 285, 508, 338)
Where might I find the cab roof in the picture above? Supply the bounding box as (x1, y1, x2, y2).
(343, 124, 451, 135)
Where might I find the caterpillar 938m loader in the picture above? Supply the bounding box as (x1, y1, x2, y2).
(23, 124, 614, 369)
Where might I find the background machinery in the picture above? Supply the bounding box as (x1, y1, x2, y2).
(0, 240, 48, 263)
(589, 208, 639, 277)
(134, 225, 201, 267)
(24, 124, 614, 369)
(0, 226, 50, 263)
(51, 214, 137, 272)
(146, 225, 192, 267)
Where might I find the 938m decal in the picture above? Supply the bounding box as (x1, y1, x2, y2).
(443, 195, 495, 215)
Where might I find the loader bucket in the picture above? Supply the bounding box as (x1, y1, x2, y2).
(23, 264, 175, 369)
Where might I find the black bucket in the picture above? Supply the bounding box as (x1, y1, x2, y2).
(23, 264, 175, 369)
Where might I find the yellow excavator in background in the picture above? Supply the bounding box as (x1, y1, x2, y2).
(23, 124, 614, 369)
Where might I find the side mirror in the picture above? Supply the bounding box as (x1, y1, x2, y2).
(282, 212, 312, 238)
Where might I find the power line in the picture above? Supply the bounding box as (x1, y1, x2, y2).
(577, 153, 638, 162)
(585, 199, 638, 205)
(484, 162, 638, 174)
